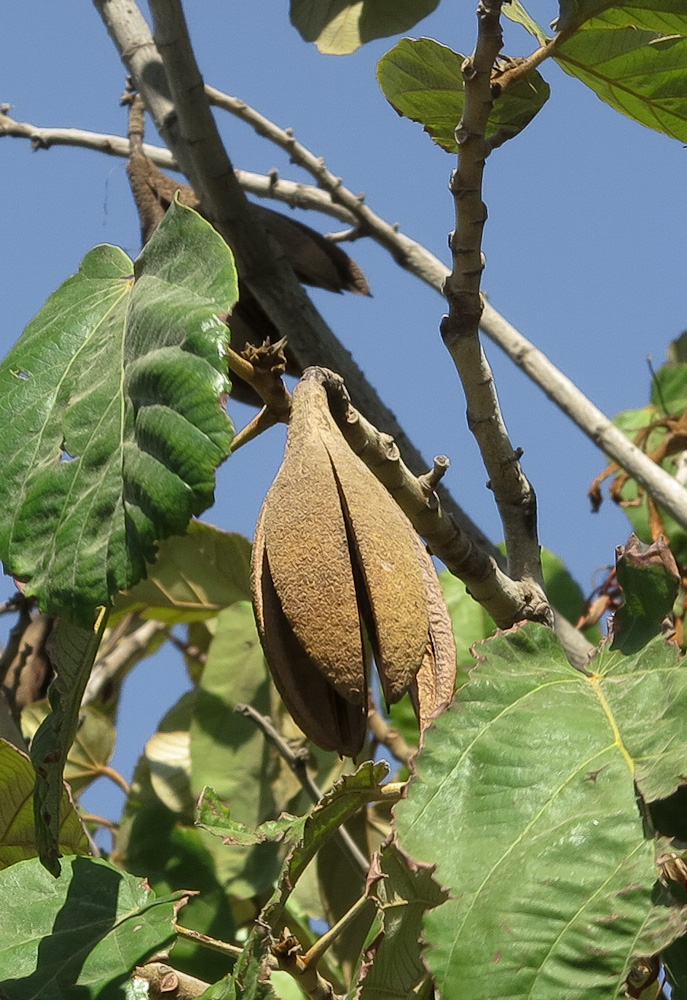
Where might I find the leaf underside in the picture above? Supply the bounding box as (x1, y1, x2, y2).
(290, 0, 439, 54)
(0, 740, 88, 870)
(376, 37, 550, 152)
(556, 4, 687, 142)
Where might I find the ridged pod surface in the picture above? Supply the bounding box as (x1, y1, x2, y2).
(251, 376, 457, 756)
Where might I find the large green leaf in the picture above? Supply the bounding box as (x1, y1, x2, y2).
(30, 614, 108, 875)
(0, 739, 89, 869)
(557, 0, 687, 34)
(112, 522, 251, 624)
(396, 623, 687, 999)
(555, 5, 687, 142)
(0, 200, 237, 622)
(190, 601, 282, 896)
(0, 855, 187, 999)
(290, 0, 438, 54)
(377, 37, 550, 153)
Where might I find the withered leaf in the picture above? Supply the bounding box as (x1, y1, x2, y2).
(410, 533, 457, 733)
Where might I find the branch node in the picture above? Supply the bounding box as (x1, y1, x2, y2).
(419, 455, 450, 494)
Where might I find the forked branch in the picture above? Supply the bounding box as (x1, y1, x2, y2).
(91, 0, 496, 557)
(5, 102, 685, 534)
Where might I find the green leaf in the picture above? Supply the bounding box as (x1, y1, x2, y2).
(396, 623, 687, 998)
(556, 0, 687, 35)
(356, 841, 447, 999)
(22, 700, 116, 795)
(0, 200, 237, 622)
(612, 534, 680, 654)
(377, 37, 550, 153)
(503, 0, 548, 44)
(260, 762, 389, 930)
(189, 601, 283, 896)
(0, 739, 89, 869)
(0, 855, 188, 998)
(112, 522, 252, 624)
(30, 614, 108, 875)
(290, 0, 439, 54)
(123, 802, 236, 983)
(555, 6, 687, 143)
(197, 787, 298, 845)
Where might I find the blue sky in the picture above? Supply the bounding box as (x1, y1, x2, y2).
(3, 0, 686, 823)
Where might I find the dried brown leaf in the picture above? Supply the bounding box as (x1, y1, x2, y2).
(410, 534, 457, 731)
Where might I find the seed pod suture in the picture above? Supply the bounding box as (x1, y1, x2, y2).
(251, 376, 457, 756)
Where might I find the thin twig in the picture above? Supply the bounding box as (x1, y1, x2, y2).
(80, 811, 119, 830)
(230, 407, 280, 452)
(100, 764, 131, 795)
(301, 895, 371, 969)
(0, 108, 357, 222)
(367, 708, 414, 768)
(205, 86, 445, 289)
(173, 924, 244, 959)
(235, 703, 371, 875)
(133, 963, 210, 1000)
(490, 32, 569, 95)
(82, 618, 168, 706)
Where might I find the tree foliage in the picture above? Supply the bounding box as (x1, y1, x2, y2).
(1, 1, 687, 999)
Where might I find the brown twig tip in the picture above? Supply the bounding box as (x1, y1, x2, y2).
(418, 456, 450, 494)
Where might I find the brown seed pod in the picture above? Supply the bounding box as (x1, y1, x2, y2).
(251, 376, 457, 756)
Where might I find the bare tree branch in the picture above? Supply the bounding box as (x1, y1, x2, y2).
(441, 0, 547, 598)
(90, 0, 496, 558)
(6, 92, 687, 537)
(0, 108, 357, 222)
(204, 89, 687, 536)
(313, 366, 552, 628)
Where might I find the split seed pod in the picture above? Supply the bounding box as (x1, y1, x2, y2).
(251, 375, 457, 756)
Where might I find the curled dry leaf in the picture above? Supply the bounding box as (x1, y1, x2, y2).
(251, 376, 457, 756)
